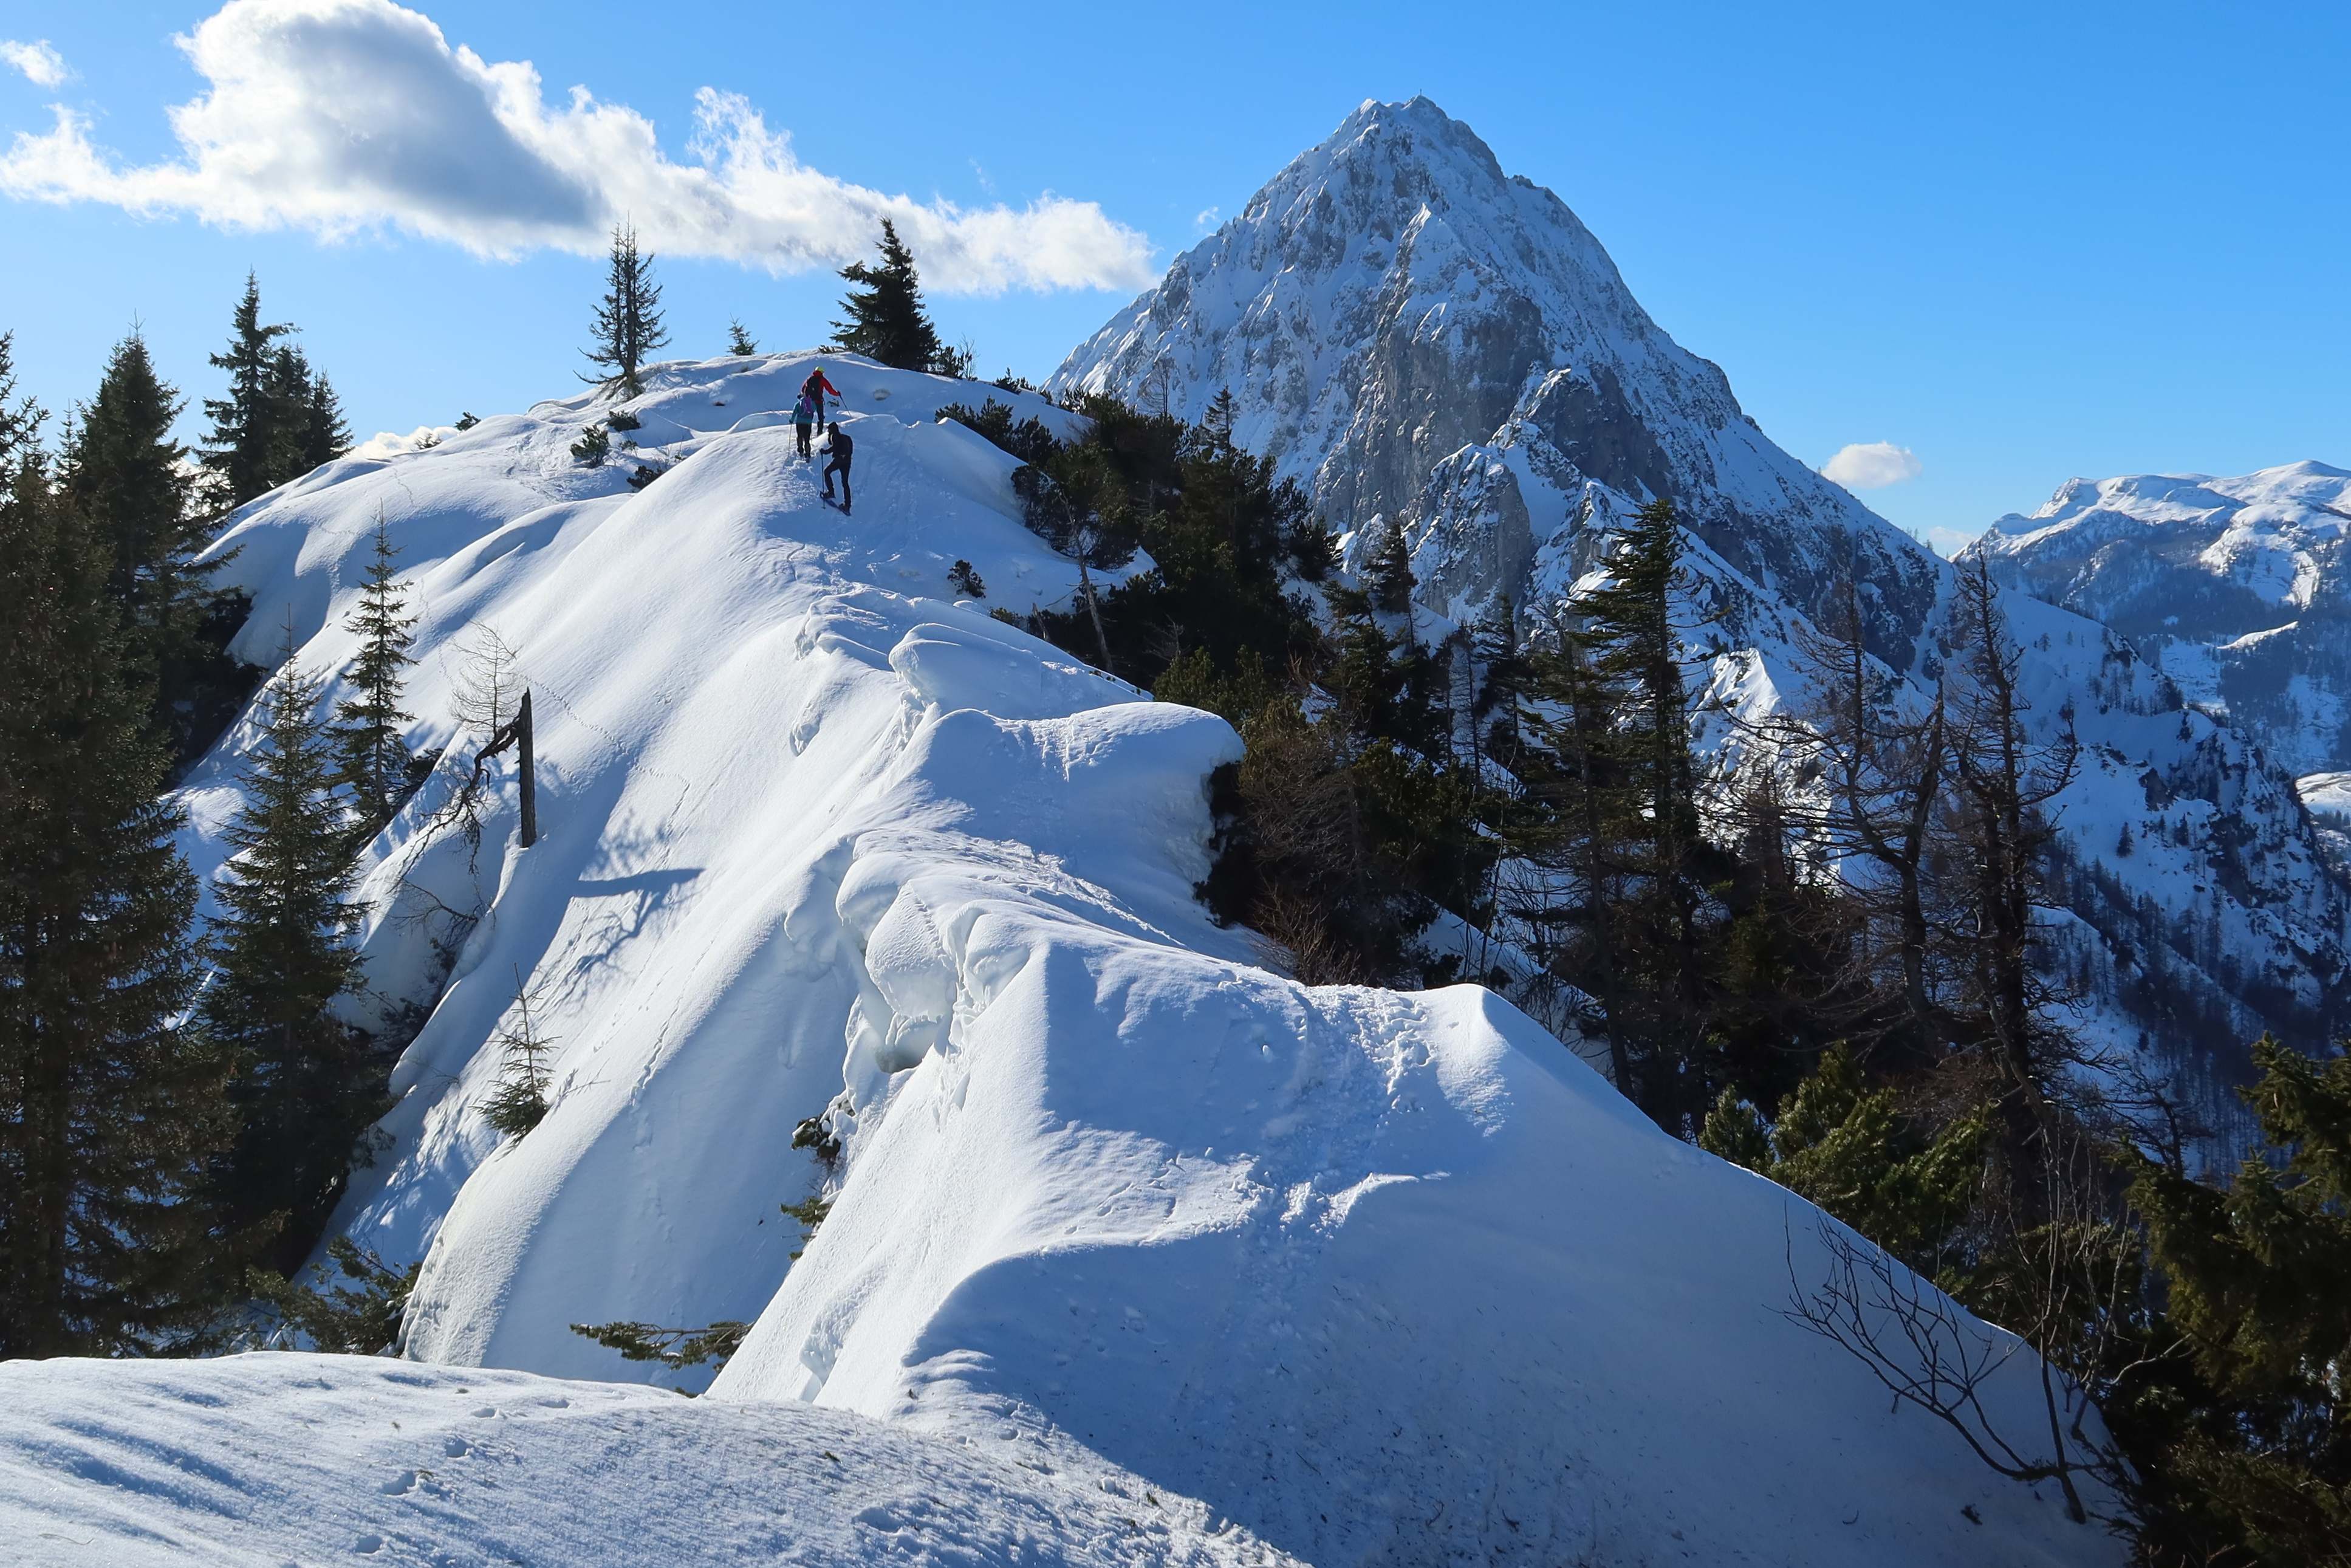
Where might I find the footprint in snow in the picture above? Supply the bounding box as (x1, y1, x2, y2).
(353, 1533, 383, 1554)
(443, 1436, 471, 1458)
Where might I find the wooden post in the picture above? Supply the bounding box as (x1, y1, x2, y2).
(516, 689, 537, 849)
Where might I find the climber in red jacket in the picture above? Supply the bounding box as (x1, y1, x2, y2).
(801, 367, 841, 423)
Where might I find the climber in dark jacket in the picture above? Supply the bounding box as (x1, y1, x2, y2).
(821, 422, 854, 512)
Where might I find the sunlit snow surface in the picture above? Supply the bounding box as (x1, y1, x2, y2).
(0, 1355, 1295, 1567)
(5, 354, 2117, 1567)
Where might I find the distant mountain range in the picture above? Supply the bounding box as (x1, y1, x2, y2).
(1965, 462, 2351, 778)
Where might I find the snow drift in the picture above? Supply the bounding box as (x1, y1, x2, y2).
(5, 352, 2118, 1566)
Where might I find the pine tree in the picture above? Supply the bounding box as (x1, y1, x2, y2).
(1368, 523, 1416, 615)
(1700, 1048, 1990, 1274)
(309, 369, 352, 468)
(265, 346, 350, 474)
(1470, 592, 1529, 770)
(1787, 572, 1948, 1045)
(1945, 555, 2080, 1207)
(831, 218, 945, 372)
(479, 970, 554, 1139)
(250, 1235, 418, 1354)
(2126, 1036, 2351, 1562)
(61, 330, 249, 762)
(202, 272, 297, 509)
(1200, 386, 1238, 451)
(1513, 622, 1636, 1080)
(204, 633, 381, 1273)
(333, 518, 417, 834)
(581, 222, 669, 399)
(726, 318, 758, 355)
(0, 461, 236, 1355)
(0, 330, 43, 478)
(1559, 498, 1720, 1128)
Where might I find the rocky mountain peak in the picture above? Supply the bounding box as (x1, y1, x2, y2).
(1059, 101, 2351, 1139)
(1058, 97, 1932, 654)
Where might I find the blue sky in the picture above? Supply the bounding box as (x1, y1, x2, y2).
(2, 1, 2345, 552)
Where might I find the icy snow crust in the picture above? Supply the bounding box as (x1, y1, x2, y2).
(6, 352, 2116, 1565)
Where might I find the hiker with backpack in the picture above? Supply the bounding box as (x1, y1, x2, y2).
(820, 422, 854, 513)
(792, 388, 818, 459)
(801, 366, 841, 423)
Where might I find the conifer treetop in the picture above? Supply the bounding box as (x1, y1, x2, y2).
(831, 218, 946, 374)
(583, 221, 670, 399)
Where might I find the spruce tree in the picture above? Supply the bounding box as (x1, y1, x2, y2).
(202, 272, 296, 508)
(204, 634, 381, 1273)
(0, 461, 235, 1355)
(0, 330, 43, 478)
(726, 318, 758, 356)
(582, 222, 669, 399)
(61, 330, 247, 762)
(333, 518, 417, 834)
(1558, 498, 1718, 1128)
(301, 366, 352, 470)
(479, 971, 554, 1140)
(1700, 1048, 1989, 1273)
(1367, 524, 1416, 614)
(2126, 1036, 2351, 1562)
(1470, 593, 1529, 770)
(264, 345, 351, 476)
(831, 218, 944, 372)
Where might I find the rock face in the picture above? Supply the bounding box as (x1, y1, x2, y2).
(1053, 94, 1939, 660)
(1965, 462, 2351, 776)
(1057, 97, 2351, 1134)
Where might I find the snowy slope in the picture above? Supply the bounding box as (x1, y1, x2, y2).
(1965, 462, 2351, 776)
(0, 351, 2127, 1566)
(1054, 97, 2351, 1120)
(0, 1355, 1295, 1568)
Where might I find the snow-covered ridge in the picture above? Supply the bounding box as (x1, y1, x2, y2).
(1056, 96, 2351, 1121)
(1965, 461, 2351, 776)
(0, 352, 2118, 1566)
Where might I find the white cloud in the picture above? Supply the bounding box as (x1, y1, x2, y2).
(1920, 525, 1978, 558)
(0, 0, 1155, 295)
(1194, 206, 1220, 230)
(1821, 440, 1924, 490)
(1, 39, 69, 87)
